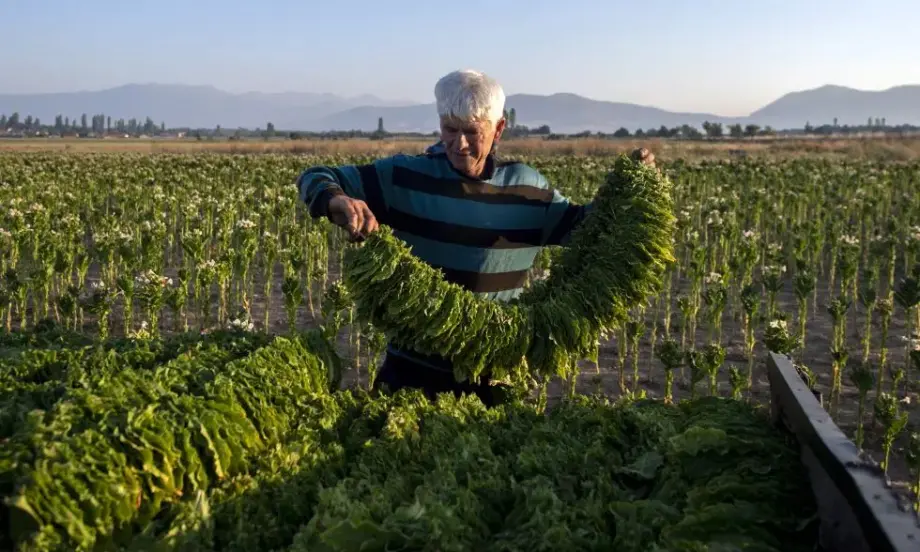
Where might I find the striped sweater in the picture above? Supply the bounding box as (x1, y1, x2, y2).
(297, 142, 593, 373)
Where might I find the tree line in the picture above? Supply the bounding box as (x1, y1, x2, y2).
(1, 112, 167, 136)
(2, 109, 918, 140)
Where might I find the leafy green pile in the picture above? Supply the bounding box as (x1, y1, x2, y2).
(342, 155, 676, 382)
(287, 393, 816, 552)
(0, 329, 340, 552)
(0, 323, 817, 551)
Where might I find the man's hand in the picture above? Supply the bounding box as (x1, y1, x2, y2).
(328, 195, 379, 241)
(630, 147, 657, 168)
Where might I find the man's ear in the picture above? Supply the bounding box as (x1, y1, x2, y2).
(494, 118, 506, 141)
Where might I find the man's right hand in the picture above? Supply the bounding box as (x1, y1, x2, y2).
(328, 195, 379, 241)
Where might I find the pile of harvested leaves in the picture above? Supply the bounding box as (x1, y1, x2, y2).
(0, 328, 818, 551)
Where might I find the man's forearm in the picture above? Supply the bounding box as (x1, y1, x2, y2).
(545, 201, 594, 246)
(297, 167, 348, 219)
(309, 186, 346, 219)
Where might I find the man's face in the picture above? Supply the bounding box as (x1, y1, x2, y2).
(439, 115, 505, 179)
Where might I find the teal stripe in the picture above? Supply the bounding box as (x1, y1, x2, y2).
(337, 165, 367, 200)
(397, 232, 540, 273)
(392, 153, 461, 180)
(385, 187, 549, 230)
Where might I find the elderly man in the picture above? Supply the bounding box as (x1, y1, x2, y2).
(297, 69, 655, 405)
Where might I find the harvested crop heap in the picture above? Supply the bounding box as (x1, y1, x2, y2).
(343, 155, 677, 383)
(0, 327, 817, 551)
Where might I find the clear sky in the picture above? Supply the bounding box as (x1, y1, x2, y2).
(3, 0, 919, 116)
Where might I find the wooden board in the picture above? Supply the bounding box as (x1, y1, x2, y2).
(767, 351, 919, 552)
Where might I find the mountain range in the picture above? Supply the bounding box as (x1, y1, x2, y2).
(1, 83, 918, 134)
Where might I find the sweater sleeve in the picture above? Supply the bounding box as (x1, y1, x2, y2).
(296, 160, 391, 221)
(542, 190, 594, 246)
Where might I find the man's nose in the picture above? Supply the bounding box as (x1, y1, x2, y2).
(456, 133, 470, 150)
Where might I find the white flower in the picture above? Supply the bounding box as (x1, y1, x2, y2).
(769, 319, 788, 330)
(236, 219, 257, 230)
(908, 226, 920, 243)
(705, 272, 723, 285)
(228, 317, 254, 332)
(841, 234, 859, 246)
(899, 334, 920, 351)
(764, 264, 786, 278)
(742, 229, 757, 240)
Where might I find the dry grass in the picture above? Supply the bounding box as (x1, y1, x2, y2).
(4, 135, 920, 161)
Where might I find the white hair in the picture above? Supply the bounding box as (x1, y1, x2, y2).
(434, 70, 505, 124)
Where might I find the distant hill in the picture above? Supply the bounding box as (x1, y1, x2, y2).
(315, 93, 738, 134)
(749, 84, 920, 129)
(1, 83, 919, 133)
(0, 84, 415, 130)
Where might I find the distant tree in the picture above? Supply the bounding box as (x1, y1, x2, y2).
(702, 121, 723, 138)
(9, 112, 20, 127)
(744, 124, 760, 138)
(0, 114, 7, 128)
(64, 116, 70, 128)
(24, 115, 33, 129)
(678, 124, 702, 139)
(728, 123, 744, 138)
(107, 116, 112, 131)
(645, 128, 658, 137)
(635, 128, 645, 137)
(266, 122, 275, 138)
(761, 126, 776, 136)
(613, 127, 630, 138)
(833, 117, 838, 127)
(804, 121, 813, 133)
(81, 113, 88, 130)
(377, 117, 385, 133)
(509, 108, 516, 128)
(881, 117, 886, 127)
(54, 115, 63, 131)
(657, 125, 671, 138)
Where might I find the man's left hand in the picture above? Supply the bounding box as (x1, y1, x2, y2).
(631, 147, 656, 168)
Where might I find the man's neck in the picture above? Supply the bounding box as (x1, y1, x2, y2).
(458, 155, 495, 181)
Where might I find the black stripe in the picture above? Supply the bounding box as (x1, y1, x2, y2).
(356, 164, 388, 224)
(431, 264, 528, 293)
(391, 165, 554, 207)
(389, 208, 543, 249)
(545, 205, 586, 246)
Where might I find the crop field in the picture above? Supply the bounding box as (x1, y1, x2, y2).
(1, 149, 919, 550)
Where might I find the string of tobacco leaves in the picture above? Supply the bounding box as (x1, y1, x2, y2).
(342, 154, 677, 383)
